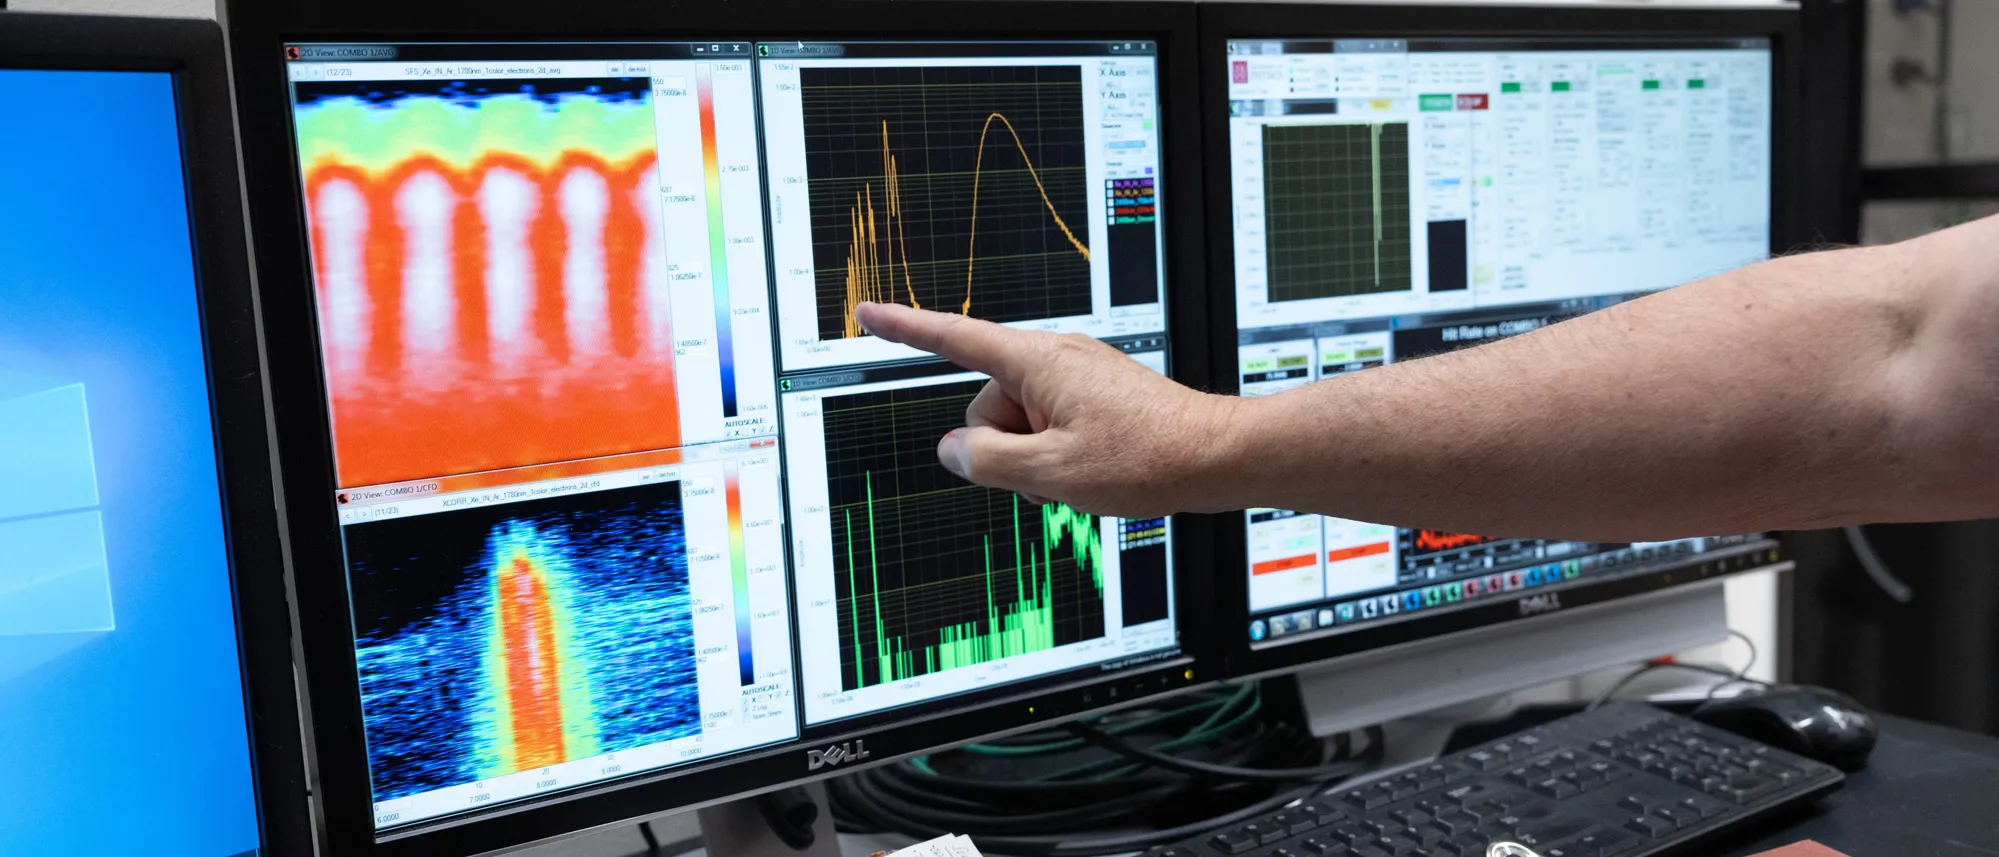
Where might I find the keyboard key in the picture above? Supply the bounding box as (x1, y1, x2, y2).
(1267, 849, 1304, 857)
(1208, 831, 1258, 854)
(1467, 750, 1502, 770)
(1295, 837, 1345, 856)
(1434, 810, 1479, 833)
(1624, 815, 1675, 838)
(1269, 812, 1316, 835)
(1328, 824, 1366, 847)
(1713, 774, 1781, 804)
(1389, 809, 1430, 828)
(1679, 795, 1729, 820)
(1342, 789, 1389, 810)
(1617, 795, 1652, 814)
(1154, 849, 1199, 857)
(1241, 821, 1286, 844)
(1299, 802, 1345, 825)
(1531, 778, 1579, 799)
(1506, 767, 1537, 786)
(1653, 807, 1695, 829)
(1516, 815, 1594, 846)
(1360, 820, 1401, 838)
(1577, 832, 1639, 857)
(1369, 834, 1420, 856)
(1443, 782, 1502, 805)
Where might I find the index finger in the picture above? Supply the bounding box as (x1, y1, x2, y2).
(853, 301, 1029, 382)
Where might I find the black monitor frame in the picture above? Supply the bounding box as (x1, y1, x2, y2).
(222, 1, 1213, 854)
(0, 11, 316, 857)
(1198, 3, 1804, 682)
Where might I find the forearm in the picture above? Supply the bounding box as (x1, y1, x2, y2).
(1201, 218, 1999, 540)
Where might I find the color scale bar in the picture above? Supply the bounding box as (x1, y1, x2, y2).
(696, 65, 739, 418)
(724, 461, 753, 684)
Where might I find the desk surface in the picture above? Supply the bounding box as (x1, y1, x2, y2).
(1712, 714, 1999, 857)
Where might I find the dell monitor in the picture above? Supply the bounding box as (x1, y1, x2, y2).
(0, 12, 311, 856)
(1202, 4, 1798, 689)
(222, 2, 1208, 854)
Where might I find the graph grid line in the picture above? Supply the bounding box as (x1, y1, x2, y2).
(1261, 121, 1414, 301)
(801, 65, 1094, 340)
(821, 380, 1106, 692)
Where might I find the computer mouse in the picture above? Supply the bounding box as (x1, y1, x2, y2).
(1694, 685, 1878, 771)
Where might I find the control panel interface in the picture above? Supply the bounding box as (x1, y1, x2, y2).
(281, 39, 1180, 831)
(1226, 37, 1772, 330)
(1240, 295, 1773, 647)
(1225, 37, 1776, 649)
(760, 40, 1169, 372)
(779, 339, 1178, 726)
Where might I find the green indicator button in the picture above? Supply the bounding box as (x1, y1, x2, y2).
(1642, 79, 1662, 90)
(1552, 81, 1572, 92)
(1688, 78, 1707, 89)
(1276, 355, 1310, 368)
(1353, 347, 1385, 360)
(1419, 93, 1455, 112)
(1242, 358, 1274, 372)
(1500, 81, 1523, 93)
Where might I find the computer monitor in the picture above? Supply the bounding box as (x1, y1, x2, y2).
(222, 2, 1209, 853)
(1200, 4, 1799, 685)
(0, 11, 311, 856)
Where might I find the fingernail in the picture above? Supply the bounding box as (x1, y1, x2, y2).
(855, 302, 877, 336)
(938, 429, 970, 479)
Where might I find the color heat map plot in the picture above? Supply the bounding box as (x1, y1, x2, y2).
(800, 65, 1093, 340)
(294, 78, 679, 488)
(345, 482, 698, 803)
(823, 380, 1107, 692)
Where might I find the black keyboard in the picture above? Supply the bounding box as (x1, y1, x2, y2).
(1147, 702, 1842, 857)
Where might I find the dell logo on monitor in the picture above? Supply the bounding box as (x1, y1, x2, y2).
(807, 740, 871, 771)
(1518, 593, 1563, 616)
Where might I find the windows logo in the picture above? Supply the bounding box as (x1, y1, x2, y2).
(0, 374, 114, 677)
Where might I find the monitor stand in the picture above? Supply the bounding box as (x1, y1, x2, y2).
(1294, 581, 1737, 764)
(696, 781, 846, 857)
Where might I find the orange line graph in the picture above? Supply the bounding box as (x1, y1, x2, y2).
(840, 113, 1092, 338)
(1412, 530, 1500, 553)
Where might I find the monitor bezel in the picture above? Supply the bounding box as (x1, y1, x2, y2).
(0, 11, 317, 857)
(221, 1, 1214, 854)
(1196, 3, 1805, 681)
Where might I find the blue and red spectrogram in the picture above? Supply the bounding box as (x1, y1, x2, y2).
(345, 481, 699, 802)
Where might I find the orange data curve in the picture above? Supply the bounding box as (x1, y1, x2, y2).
(841, 113, 1092, 338)
(499, 554, 567, 770)
(304, 149, 682, 488)
(1412, 530, 1499, 553)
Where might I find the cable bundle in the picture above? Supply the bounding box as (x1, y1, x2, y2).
(829, 683, 1382, 856)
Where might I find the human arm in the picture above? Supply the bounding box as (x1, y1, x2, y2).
(853, 215, 1999, 540)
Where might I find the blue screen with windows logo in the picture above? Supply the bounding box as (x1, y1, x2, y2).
(0, 69, 260, 856)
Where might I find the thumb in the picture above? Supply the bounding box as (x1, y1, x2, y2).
(938, 426, 1058, 500)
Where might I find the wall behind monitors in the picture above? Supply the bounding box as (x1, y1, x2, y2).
(1199, 3, 1800, 678)
(226, 2, 1210, 854)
